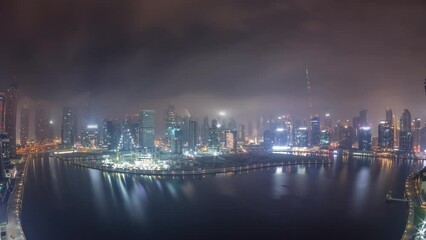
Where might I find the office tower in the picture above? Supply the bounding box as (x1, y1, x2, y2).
(339, 126, 355, 149)
(247, 121, 253, 138)
(164, 105, 176, 145)
(309, 116, 320, 146)
(139, 110, 155, 153)
(399, 109, 413, 152)
(320, 130, 331, 148)
(256, 117, 264, 141)
(294, 127, 308, 147)
(225, 130, 237, 150)
(102, 120, 115, 150)
(201, 115, 209, 145)
(323, 113, 332, 131)
(378, 121, 394, 150)
(5, 84, 18, 156)
(61, 107, 74, 145)
(413, 118, 421, 152)
(20, 105, 29, 146)
(117, 118, 137, 152)
(208, 119, 219, 149)
(238, 124, 245, 142)
(35, 108, 48, 143)
(0, 132, 10, 179)
(274, 127, 288, 146)
(188, 119, 197, 150)
(0, 93, 5, 132)
(359, 110, 368, 127)
(170, 126, 182, 154)
(358, 126, 372, 150)
(81, 125, 100, 148)
(386, 108, 393, 125)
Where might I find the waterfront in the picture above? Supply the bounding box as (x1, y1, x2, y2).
(21, 153, 423, 240)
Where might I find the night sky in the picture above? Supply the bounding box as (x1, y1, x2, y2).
(0, 0, 425, 133)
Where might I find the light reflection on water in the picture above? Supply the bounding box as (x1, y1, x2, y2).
(21, 153, 422, 240)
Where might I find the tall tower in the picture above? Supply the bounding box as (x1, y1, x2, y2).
(35, 108, 47, 143)
(5, 84, 18, 156)
(20, 105, 29, 146)
(61, 106, 74, 145)
(139, 110, 155, 153)
(399, 109, 413, 152)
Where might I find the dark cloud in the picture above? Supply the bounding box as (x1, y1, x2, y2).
(0, 0, 425, 131)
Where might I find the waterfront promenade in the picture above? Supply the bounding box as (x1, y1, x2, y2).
(6, 158, 27, 240)
(69, 157, 331, 176)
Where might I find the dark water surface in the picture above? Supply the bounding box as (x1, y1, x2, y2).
(21, 153, 422, 240)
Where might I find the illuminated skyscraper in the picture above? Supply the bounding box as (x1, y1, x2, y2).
(399, 109, 413, 152)
(358, 126, 372, 151)
(170, 126, 182, 154)
(294, 127, 308, 147)
(323, 113, 332, 131)
(386, 108, 393, 125)
(20, 105, 29, 146)
(320, 130, 331, 148)
(339, 126, 355, 149)
(225, 130, 237, 150)
(81, 124, 100, 148)
(5, 84, 18, 156)
(102, 120, 115, 150)
(61, 106, 74, 145)
(309, 116, 320, 146)
(201, 115, 209, 145)
(0, 131, 10, 179)
(378, 121, 394, 150)
(139, 110, 155, 153)
(164, 105, 176, 145)
(208, 119, 219, 149)
(188, 119, 197, 150)
(413, 118, 421, 152)
(238, 124, 245, 142)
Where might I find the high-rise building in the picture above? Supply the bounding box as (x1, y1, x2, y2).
(225, 130, 237, 150)
(274, 127, 288, 146)
(228, 118, 237, 131)
(201, 115, 209, 145)
(5, 84, 18, 156)
(0, 132, 10, 179)
(164, 105, 176, 146)
(61, 107, 74, 145)
(358, 126, 372, 151)
(294, 127, 308, 147)
(309, 116, 320, 146)
(139, 110, 155, 153)
(102, 120, 115, 150)
(339, 126, 355, 149)
(386, 108, 393, 126)
(81, 124, 100, 148)
(238, 124, 245, 142)
(0, 93, 5, 132)
(378, 121, 394, 150)
(20, 105, 29, 146)
(170, 126, 182, 154)
(320, 130, 331, 148)
(323, 113, 332, 131)
(188, 119, 197, 150)
(413, 118, 421, 152)
(208, 119, 219, 149)
(35, 108, 48, 143)
(399, 109, 413, 152)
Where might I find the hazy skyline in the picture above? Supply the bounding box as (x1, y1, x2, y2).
(1, 0, 425, 132)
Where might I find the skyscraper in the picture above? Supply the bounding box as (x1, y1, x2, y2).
(170, 126, 182, 154)
(320, 130, 331, 148)
(188, 119, 197, 150)
(386, 108, 393, 126)
(139, 110, 155, 153)
(164, 105, 176, 145)
(20, 105, 29, 146)
(247, 121, 253, 138)
(225, 130, 237, 150)
(201, 115, 209, 145)
(378, 121, 394, 150)
(399, 109, 413, 152)
(102, 120, 115, 150)
(323, 113, 332, 131)
(5, 84, 18, 156)
(238, 124, 245, 142)
(0, 132, 10, 179)
(294, 127, 308, 147)
(309, 116, 320, 146)
(413, 118, 421, 152)
(35, 108, 48, 143)
(61, 107, 74, 145)
(208, 119, 219, 149)
(358, 126, 372, 151)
